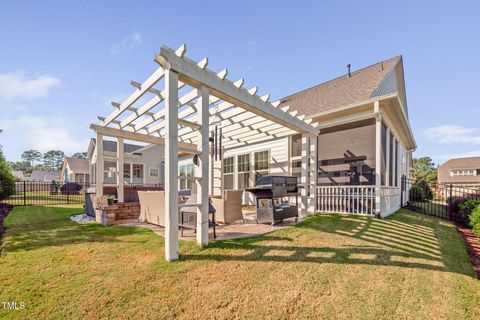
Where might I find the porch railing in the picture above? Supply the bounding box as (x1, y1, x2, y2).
(316, 186, 376, 215)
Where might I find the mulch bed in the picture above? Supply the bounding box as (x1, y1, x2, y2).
(0, 203, 13, 237)
(456, 224, 480, 278)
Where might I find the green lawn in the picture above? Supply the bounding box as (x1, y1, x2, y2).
(4, 191, 84, 205)
(1, 206, 479, 319)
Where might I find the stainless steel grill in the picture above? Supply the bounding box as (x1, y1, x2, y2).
(246, 176, 299, 225)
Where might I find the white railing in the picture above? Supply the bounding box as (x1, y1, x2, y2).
(380, 186, 401, 217)
(316, 186, 376, 215)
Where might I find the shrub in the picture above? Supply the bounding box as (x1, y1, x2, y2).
(0, 149, 15, 201)
(469, 205, 480, 235)
(409, 184, 425, 201)
(415, 180, 433, 200)
(447, 195, 479, 215)
(459, 199, 480, 223)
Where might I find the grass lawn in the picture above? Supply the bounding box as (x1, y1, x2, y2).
(4, 191, 84, 206)
(1, 206, 479, 319)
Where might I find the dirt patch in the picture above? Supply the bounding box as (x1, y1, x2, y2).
(0, 203, 13, 237)
(456, 224, 480, 278)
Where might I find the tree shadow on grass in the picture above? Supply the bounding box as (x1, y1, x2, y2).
(182, 210, 476, 277)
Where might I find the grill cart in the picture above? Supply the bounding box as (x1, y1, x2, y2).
(246, 176, 299, 225)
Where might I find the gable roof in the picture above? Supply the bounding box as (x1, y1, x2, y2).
(28, 170, 60, 181)
(64, 157, 89, 172)
(11, 171, 25, 181)
(90, 138, 144, 154)
(438, 156, 480, 184)
(279, 55, 402, 117)
(439, 157, 480, 170)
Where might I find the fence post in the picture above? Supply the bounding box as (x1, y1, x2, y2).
(23, 180, 26, 206)
(448, 184, 453, 221)
(400, 176, 404, 207)
(67, 186, 70, 205)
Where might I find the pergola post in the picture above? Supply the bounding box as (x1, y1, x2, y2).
(196, 86, 210, 247)
(117, 138, 124, 202)
(301, 134, 309, 216)
(374, 101, 382, 216)
(164, 68, 180, 261)
(95, 132, 104, 198)
(309, 135, 318, 213)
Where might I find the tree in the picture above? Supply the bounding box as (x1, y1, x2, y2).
(413, 157, 437, 186)
(0, 148, 15, 201)
(43, 150, 64, 171)
(71, 152, 87, 159)
(21, 149, 42, 167)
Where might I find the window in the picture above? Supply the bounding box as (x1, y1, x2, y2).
(254, 151, 269, 181)
(123, 163, 131, 179)
(132, 164, 143, 179)
(223, 157, 234, 190)
(451, 169, 477, 177)
(149, 168, 159, 177)
(179, 163, 194, 190)
(104, 161, 117, 183)
(291, 159, 302, 179)
(291, 134, 302, 157)
(237, 154, 250, 189)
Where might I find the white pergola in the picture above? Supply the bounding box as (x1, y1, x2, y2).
(91, 45, 319, 261)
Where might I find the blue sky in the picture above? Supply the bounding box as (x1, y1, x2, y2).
(0, 0, 479, 166)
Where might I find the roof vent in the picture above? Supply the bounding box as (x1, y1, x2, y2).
(347, 64, 351, 77)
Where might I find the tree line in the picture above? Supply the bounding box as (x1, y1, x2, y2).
(8, 150, 87, 174)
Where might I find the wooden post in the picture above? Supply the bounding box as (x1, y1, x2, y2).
(374, 101, 382, 217)
(164, 68, 180, 261)
(96, 132, 104, 198)
(311, 135, 319, 213)
(196, 86, 209, 247)
(117, 138, 124, 202)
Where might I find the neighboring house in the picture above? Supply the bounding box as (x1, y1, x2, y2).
(438, 157, 480, 188)
(11, 170, 26, 181)
(87, 138, 165, 186)
(60, 157, 90, 183)
(28, 170, 60, 181)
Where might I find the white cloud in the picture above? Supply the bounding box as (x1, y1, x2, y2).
(0, 72, 60, 100)
(432, 150, 480, 161)
(110, 32, 143, 55)
(245, 40, 258, 47)
(424, 125, 480, 144)
(0, 114, 89, 157)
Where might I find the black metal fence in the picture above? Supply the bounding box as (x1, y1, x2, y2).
(1, 181, 91, 206)
(401, 176, 480, 224)
(1, 181, 166, 207)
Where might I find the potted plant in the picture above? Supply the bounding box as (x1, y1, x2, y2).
(107, 195, 115, 205)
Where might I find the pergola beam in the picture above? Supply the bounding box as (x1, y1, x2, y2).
(156, 46, 318, 136)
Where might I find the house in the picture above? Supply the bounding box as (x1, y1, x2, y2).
(11, 170, 25, 181)
(438, 157, 480, 188)
(91, 52, 415, 216)
(60, 157, 90, 183)
(91, 45, 416, 260)
(28, 170, 60, 181)
(86, 138, 164, 186)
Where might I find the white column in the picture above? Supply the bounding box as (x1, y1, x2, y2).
(310, 135, 318, 213)
(301, 134, 309, 216)
(130, 163, 133, 184)
(196, 86, 210, 247)
(385, 127, 391, 187)
(164, 68, 180, 261)
(96, 132, 104, 198)
(374, 101, 382, 216)
(392, 138, 397, 187)
(117, 138, 124, 202)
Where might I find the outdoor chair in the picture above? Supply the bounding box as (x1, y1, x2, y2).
(210, 190, 243, 224)
(138, 191, 165, 226)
